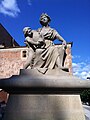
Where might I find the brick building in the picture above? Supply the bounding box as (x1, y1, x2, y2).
(0, 24, 73, 102)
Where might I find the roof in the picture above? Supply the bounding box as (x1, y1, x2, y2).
(0, 23, 20, 48)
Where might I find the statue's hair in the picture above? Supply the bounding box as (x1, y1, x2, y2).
(23, 27, 31, 35)
(40, 13, 51, 22)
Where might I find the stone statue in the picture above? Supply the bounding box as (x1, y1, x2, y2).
(23, 13, 67, 73)
(23, 27, 45, 69)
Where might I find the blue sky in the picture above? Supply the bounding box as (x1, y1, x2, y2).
(0, 0, 90, 79)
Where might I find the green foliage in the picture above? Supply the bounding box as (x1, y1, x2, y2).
(80, 89, 90, 103)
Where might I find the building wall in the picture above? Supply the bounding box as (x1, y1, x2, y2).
(0, 90, 8, 103)
(65, 44, 72, 74)
(0, 44, 72, 101)
(0, 47, 28, 78)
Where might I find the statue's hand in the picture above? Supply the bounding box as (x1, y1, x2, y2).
(62, 41, 67, 49)
(24, 40, 28, 45)
(24, 40, 31, 48)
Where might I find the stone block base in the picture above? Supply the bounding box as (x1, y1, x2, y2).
(3, 94, 85, 120)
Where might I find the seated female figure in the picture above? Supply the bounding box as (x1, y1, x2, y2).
(23, 13, 67, 74)
(33, 13, 67, 71)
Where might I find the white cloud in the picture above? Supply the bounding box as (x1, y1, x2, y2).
(72, 55, 81, 59)
(27, 0, 32, 5)
(0, 0, 20, 17)
(72, 62, 90, 80)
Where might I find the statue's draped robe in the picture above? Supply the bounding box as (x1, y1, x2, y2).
(32, 27, 65, 73)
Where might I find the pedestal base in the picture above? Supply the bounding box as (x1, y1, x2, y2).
(3, 94, 85, 120)
(0, 69, 89, 120)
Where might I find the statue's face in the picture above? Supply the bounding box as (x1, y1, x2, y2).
(40, 16, 49, 26)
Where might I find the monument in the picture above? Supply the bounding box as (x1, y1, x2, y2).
(0, 13, 90, 120)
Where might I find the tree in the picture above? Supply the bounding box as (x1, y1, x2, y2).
(80, 89, 90, 105)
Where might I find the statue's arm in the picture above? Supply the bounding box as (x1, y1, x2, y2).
(54, 30, 66, 45)
(25, 37, 39, 45)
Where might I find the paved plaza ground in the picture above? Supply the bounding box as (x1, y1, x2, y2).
(83, 105, 90, 120)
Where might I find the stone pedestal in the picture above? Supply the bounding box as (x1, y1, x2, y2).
(4, 95, 85, 120)
(0, 69, 90, 120)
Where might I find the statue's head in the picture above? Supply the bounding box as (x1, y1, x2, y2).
(40, 13, 51, 26)
(23, 27, 31, 35)
(23, 27, 32, 37)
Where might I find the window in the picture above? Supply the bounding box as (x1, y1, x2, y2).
(21, 50, 28, 59)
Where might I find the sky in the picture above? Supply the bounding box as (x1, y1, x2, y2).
(0, 0, 90, 79)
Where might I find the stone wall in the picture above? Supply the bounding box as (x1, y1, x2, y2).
(64, 44, 72, 74)
(0, 47, 28, 78)
(0, 90, 8, 103)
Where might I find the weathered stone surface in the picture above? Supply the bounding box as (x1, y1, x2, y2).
(0, 69, 90, 94)
(3, 95, 85, 120)
(0, 48, 27, 78)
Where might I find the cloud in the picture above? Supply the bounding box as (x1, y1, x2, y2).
(72, 62, 90, 80)
(0, 0, 20, 17)
(72, 55, 81, 59)
(27, 0, 32, 5)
